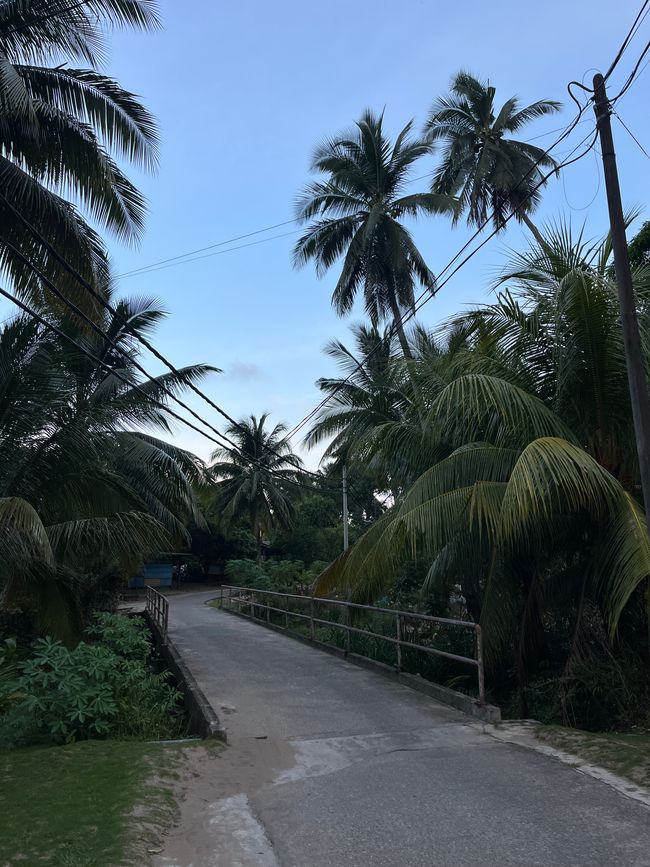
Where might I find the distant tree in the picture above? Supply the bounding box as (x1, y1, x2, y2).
(425, 71, 561, 242)
(628, 220, 650, 269)
(210, 415, 302, 565)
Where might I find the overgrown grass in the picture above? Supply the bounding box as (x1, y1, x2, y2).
(0, 738, 207, 866)
(536, 725, 650, 789)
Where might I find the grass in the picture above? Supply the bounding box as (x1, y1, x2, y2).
(0, 738, 206, 866)
(536, 725, 650, 790)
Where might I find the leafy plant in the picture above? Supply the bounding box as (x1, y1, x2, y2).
(1, 615, 182, 746)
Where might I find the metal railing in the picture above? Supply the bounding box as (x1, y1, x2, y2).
(146, 586, 169, 640)
(218, 585, 485, 704)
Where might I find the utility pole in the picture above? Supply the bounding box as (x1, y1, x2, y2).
(593, 72, 650, 538)
(342, 465, 349, 551)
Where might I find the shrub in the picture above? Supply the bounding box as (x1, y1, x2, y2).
(224, 559, 266, 587)
(1, 615, 183, 747)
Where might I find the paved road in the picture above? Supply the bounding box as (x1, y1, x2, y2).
(158, 591, 650, 867)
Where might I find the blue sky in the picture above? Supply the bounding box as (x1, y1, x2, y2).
(9, 0, 650, 468)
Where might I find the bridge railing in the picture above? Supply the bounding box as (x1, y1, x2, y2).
(217, 585, 485, 704)
(146, 586, 169, 641)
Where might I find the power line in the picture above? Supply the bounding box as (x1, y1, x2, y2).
(117, 219, 298, 279)
(604, 0, 650, 80)
(613, 109, 650, 161)
(609, 38, 650, 102)
(0, 188, 339, 493)
(118, 229, 300, 279)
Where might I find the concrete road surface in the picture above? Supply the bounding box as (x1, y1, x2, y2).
(155, 591, 650, 867)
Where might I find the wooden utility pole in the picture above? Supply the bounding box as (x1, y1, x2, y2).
(342, 465, 349, 551)
(593, 73, 650, 537)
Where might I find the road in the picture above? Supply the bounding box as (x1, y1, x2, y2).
(156, 591, 650, 867)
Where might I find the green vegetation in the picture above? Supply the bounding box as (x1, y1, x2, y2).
(312, 219, 650, 726)
(536, 726, 650, 789)
(0, 738, 200, 866)
(0, 0, 159, 306)
(1, 613, 183, 748)
(210, 414, 302, 565)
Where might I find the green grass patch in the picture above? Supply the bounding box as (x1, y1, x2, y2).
(0, 738, 207, 866)
(537, 725, 650, 789)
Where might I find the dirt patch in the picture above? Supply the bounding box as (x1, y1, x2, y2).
(536, 726, 650, 789)
(152, 736, 294, 865)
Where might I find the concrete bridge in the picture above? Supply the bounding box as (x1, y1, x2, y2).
(155, 591, 650, 867)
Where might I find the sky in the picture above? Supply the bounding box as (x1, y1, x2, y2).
(5, 0, 650, 469)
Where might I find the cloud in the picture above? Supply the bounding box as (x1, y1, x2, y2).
(228, 361, 265, 381)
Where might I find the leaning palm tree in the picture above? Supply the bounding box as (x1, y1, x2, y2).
(293, 110, 452, 363)
(425, 72, 561, 241)
(0, 0, 160, 307)
(211, 415, 303, 565)
(0, 296, 216, 639)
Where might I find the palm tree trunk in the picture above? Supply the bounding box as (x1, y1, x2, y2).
(520, 212, 547, 248)
(387, 295, 425, 424)
(255, 520, 263, 567)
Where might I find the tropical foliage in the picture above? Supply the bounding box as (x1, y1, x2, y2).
(0, 299, 213, 639)
(210, 414, 303, 564)
(0, 0, 160, 310)
(425, 71, 561, 238)
(314, 220, 650, 724)
(293, 110, 452, 362)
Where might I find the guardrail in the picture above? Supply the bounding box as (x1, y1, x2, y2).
(146, 586, 169, 641)
(218, 585, 485, 704)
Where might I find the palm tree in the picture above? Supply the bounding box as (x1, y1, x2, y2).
(0, 0, 160, 307)
(425, 72, 561, 242)
(211, 415, 303, 565)
(293, 110, 452, 364)
(305, 323, 453, 492)
(317, 220, 650, 708)
(0, 296, 215, 639)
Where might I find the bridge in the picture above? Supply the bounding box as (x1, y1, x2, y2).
(152, 590, 650, 866)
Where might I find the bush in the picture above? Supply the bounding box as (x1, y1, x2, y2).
(0, 615, 182, 748)
(224, 559, 266, 588)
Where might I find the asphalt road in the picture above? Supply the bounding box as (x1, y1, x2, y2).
(158, 591, 650, 867)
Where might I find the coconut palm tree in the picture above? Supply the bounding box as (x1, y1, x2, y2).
(0, 0, 160, 307)
(425, 72, 561, 242)
(0, 296, 215, 639)
(211, 415, 303, 565)
(293, 110, 452, 364)
(305, 323, 456, 492)
(317, 220, 650, 706)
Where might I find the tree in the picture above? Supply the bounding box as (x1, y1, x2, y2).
(629, 220, 650, 269)
(425, 71, 560, 242)
(0, 297, 215, 639)
(293, 110, 452, 364)
(0, 0, 160, 307)
(317, 220, 650, 711)
(210, 415, 302, 565)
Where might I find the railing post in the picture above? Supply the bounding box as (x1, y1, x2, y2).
(310, 597, 315, 640)
(345, 604, 351, 654)
(237, 588, 241, 614)
(284, 598, 288, 630)
(266, 593, 271, 623)
(220, 584, 224, 607)
(476, 625, 486, 705)
(396, 613, 402, 671)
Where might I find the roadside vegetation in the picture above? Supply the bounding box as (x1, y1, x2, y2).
(2, 9, 650, 864)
